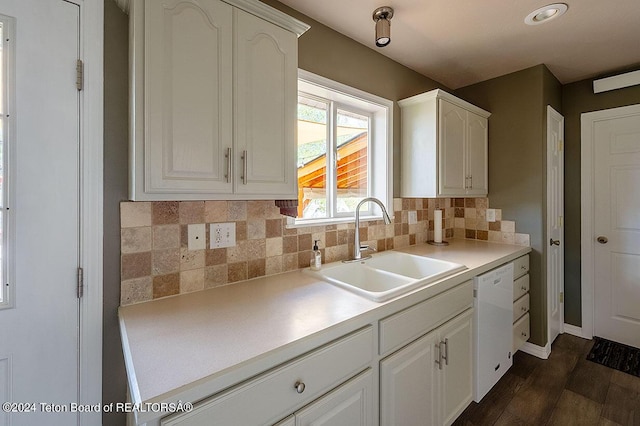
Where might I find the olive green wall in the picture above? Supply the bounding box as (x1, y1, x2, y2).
(103, 1, 129, 425)
(261, 0, 448, 195)
(561, 68, 640, 326)
(455, 65, 561, 347)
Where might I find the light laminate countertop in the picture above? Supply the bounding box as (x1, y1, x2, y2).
(119, 238, 530, 422)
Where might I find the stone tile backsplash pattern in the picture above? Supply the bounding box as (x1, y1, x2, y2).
(120, 198, 530, 305)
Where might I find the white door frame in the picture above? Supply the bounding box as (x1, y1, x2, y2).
(547, 105, 564, 342)
(74, 0, 103, 423)
(580, 103, 640, 340)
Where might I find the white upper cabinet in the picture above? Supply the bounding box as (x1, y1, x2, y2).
(399, 89, 490, 198)
(129, 0, 309, 201)
(233, 9, 297, 196)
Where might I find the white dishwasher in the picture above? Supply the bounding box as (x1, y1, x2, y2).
(473, 262, 514, 402)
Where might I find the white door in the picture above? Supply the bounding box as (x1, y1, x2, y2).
(438, 99, 466, 196)
(234, 8, 297, 197)
(439, 310, 473, 426)
(0, 1, 81, 425)
(380, 329, 438, 426)
(591, 104, 640, 348)
(547, 106, 564, 346)
(143, 0, 234, 195)
(465, 113, 488, 196)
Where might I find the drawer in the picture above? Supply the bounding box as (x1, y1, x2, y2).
(513, 255, 529, 279)
(162, 327, 373, 426)
(513, 313, 530, 353)
(379, 280, 473, 355)
(513, 293, 530, 323)
(513, 274, 530, 302)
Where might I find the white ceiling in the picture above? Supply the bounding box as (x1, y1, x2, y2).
(277, 0, 640, 89)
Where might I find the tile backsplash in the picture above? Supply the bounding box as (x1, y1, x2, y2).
(120, 198, 529, 305)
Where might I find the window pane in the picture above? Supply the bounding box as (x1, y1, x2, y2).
(336, 109, 368, 214)
(297, 96, 328, 218)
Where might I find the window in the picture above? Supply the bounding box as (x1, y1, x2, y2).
(294, 70, 393, 225)
(0, 15, 14, 308)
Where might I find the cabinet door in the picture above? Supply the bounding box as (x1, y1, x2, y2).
(144, 0, 233, 195)
(295, 369, 373, 426)
(438, 100, 467, 196)
(234, 9, 298, 197)
(380, 330, 438, 426)
(438, 310, 473, 426)
(466, 112, 488, 196)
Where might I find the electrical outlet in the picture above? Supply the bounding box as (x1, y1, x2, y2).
(210, 222, 236, 249)
(486, 209, 496, 222)
(188, 224, 206, 250)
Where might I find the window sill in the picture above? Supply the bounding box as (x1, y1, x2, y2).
(286, 215, 387, 229)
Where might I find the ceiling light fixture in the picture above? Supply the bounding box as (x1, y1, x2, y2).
(525, 3, 568, 25)
(373, 6, 394, 47)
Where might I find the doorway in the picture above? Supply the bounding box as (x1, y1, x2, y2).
(581, 103, 640, 348)
(546, 106, 564, 346)
(0, 1, 103, 424)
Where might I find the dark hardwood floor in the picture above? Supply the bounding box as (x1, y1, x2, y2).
(454, 334, 640, 426)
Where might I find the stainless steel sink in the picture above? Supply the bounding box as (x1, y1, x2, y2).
(307, 251, 466, 302)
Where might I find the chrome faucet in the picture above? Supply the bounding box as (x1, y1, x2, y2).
(343, 197, 392, 262)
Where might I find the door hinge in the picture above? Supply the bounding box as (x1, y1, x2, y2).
(76, 59, 84, 91)
(558, 140, 563, 151)
(77, 267, 84, 298)
(559, 215, 563, 227)
(559, 292, 564, 303)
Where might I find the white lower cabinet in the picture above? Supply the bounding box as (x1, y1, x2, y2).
(160, 282, 475, 426)
(380, 308, 473, 426)
(275, 369, 373, 426)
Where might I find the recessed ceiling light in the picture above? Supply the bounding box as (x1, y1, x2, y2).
(525, 3, 568, 25)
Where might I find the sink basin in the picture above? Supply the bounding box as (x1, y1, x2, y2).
(307, 252, 466, 302)
(364, 251, 467, 280)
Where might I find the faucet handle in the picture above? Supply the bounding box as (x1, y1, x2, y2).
(360, 244, 376, 253)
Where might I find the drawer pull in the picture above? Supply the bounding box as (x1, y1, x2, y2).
(294, 381, 306, 394)
(521, 332, 528, 338)
(521, 306, 528, 312)
(521, 286, 528, 291)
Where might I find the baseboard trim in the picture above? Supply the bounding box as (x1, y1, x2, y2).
(518, 341, 551, 359)
(563, 324, 585, 338)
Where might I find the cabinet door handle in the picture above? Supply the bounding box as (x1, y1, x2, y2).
(294, 381, 305, 394)
(435, 342, 443, 370)
(225, 147, 231, 183)
(442, 338, 449, 365)
(550, 238, 560, 246)
(241, 150, 248, 185)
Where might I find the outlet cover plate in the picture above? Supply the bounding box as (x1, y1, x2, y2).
(210, 222, 236, 249)
(188, 224, 206, 250)
(408, 211, 418, 225)
(486, 209, 496, 222)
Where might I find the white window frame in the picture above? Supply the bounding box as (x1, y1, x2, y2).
(0, 14, 15, 310)
(292, 69, 393, 227)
